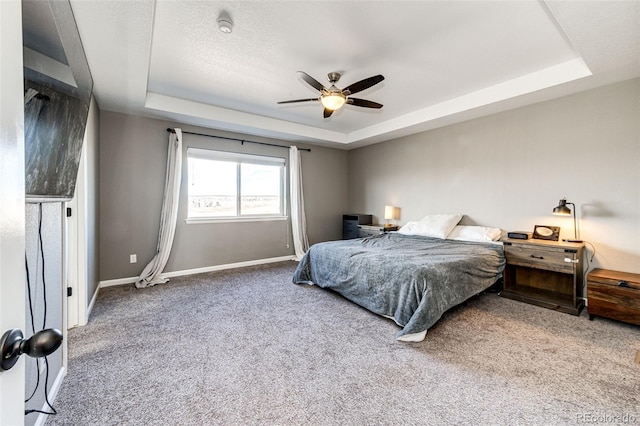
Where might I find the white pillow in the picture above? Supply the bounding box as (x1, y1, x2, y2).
(397, 214, 462, 239)
(447, 225, 502, 242)
(397, 221, 419, 235)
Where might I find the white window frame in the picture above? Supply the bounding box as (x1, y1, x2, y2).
(186, 147, 287, 224)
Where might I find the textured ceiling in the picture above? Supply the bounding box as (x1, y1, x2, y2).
(68, 0, 640, 149)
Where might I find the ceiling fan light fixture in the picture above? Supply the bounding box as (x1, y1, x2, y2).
(279, 71, 384, 117)
(320, 93, 346, 110)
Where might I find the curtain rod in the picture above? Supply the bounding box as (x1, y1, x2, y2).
(166, 128, 311, 152)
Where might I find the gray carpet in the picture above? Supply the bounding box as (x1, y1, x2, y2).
(47, 261, 639, 425)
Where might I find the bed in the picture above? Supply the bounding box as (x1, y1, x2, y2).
(292, 229, 505, 342)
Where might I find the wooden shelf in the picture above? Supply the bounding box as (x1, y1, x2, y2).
(501, 286, 583, 315)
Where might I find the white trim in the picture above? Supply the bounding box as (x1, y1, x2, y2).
(24, 47, 77, 88)
(99, 276, 139, 288)
(25, 196, 73, 204)
(76, 140, 89, 327)
(85, 286, 100, 324)
(60, 204, 69, 380)
(33, 366, 66, 426)
(186, 216, 288, 224)
(146, 57, 591, 147)
(99, 255, 297, 288)
(65, 195, 78, 329)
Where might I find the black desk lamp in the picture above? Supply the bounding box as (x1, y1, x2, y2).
(552, 198, 582, 243)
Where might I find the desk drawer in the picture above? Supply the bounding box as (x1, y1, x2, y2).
(504, 245, 576, 273)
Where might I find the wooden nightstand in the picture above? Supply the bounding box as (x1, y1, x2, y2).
(500, 238, 585, 315)
(357, 224, 399, 238)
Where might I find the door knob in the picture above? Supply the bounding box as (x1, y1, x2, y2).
(0, 328, 63, 372)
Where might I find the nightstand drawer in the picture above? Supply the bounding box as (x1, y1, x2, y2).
(503, 244, 576, 273)
(357, 227, 378, 238)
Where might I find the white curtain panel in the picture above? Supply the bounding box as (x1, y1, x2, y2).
(135, 128, 183, 288)
(289, 146, 309, 260)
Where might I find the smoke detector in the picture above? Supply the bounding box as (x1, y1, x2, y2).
(217, 16, 233, 34)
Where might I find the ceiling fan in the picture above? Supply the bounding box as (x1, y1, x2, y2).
(278, 71, 385, 118)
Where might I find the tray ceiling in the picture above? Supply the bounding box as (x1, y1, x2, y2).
(68, 0, 640, 149)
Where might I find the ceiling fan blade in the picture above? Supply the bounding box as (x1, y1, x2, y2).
(348, 98, 383, 109)
(323, 108, 334, 118)
(297, 71, 327, 92)
(342, 75, 385, 95)
(277, 98, 319, 104)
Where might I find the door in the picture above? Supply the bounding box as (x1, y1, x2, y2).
(0, 1, 27, 424)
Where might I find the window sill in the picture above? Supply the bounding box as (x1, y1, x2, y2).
(185, 216, 288, 225)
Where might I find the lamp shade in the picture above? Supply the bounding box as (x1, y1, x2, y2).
(320, 93, 346, 110)
(552, 198, 571, 215)
(384, 205, 397, 220)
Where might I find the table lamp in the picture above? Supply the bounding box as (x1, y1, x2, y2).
(384, 205, 398, 227)
(552, 198, 582, 243)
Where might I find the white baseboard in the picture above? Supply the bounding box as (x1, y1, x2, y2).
(99, 255, 297, 288)
(85, 285, 100, 323)
(33, 366, 66, 426)
(99, 275, 138, 287)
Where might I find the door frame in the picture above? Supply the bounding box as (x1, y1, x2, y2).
(66, 140, 89, 329)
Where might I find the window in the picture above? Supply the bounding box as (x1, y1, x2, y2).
(187, 147, 286, 221)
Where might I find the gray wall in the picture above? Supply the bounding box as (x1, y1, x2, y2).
(349, 78, 640, 274)
(99, 112, 348, 281)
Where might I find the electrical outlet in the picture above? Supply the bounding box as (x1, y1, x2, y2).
(130, 254, 137, 263)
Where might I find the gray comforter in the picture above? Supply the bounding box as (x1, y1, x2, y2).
(292, 233, 505, 340)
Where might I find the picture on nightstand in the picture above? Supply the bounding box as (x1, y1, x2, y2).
(532, 225, 560, 241)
